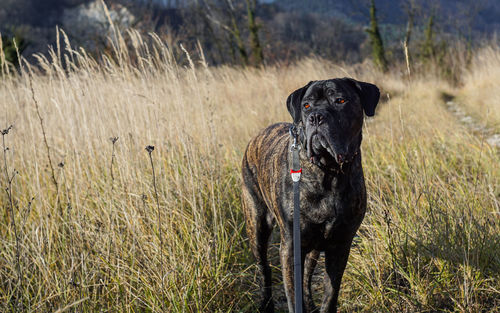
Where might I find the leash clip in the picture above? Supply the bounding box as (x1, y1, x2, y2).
(289, 125, 301, 182)
(289, 125, 301, 151)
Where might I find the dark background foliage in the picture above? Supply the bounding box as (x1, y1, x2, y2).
(1, 0, 499, 67)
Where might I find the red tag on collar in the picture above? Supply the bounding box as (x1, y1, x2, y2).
(290, 169, 302, 182)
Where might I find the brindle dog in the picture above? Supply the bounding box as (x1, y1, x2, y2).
(241, 78, 380, 313)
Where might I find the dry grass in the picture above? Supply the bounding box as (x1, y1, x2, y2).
(0, 28, 499, 312)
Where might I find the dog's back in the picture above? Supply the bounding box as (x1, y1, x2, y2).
(242, 123, 290, 210)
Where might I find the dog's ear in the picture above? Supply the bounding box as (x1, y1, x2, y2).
(286, 81, 313, 124)
(343, 78, 380, 117)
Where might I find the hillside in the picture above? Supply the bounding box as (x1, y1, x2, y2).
(274, 0, 500, 34)
(2, 0, 500, 67)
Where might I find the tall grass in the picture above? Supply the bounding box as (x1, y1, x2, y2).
(0, 27, 499, 312)
(459, 45, 500, 130)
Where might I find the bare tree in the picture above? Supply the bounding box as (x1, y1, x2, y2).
(245, 0, 264, 66)
(366, 0, 388, 72)
(203, 0, 249, 66)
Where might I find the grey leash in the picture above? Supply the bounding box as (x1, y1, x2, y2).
(289, 125, 302, 313)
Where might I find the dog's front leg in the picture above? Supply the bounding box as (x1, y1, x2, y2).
(320, 242, 352, 313)
(304, 249, 320, 312)
(280, 233, 297, 313)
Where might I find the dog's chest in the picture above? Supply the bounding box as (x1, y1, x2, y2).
(299, 171, 365, 241)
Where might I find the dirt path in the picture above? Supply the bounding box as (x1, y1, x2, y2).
(444, 99, 500, 148)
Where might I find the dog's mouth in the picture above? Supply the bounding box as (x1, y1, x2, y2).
(307, 132, 335, 163)
(306, 131, 356, 166)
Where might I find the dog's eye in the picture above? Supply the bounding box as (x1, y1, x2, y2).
(304, 103, 311, 109)
(335, 98, 346, 104)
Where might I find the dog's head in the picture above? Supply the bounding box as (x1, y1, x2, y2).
(286, 78, 380, 166)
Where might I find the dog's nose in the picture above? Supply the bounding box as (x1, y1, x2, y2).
(308, 113, 324, 126)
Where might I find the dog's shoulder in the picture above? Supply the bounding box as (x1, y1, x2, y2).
(242, 122, 291, 182)
(244, 122, 290, 161)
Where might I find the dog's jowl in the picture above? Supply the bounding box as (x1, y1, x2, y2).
(241, 78, 380, 313)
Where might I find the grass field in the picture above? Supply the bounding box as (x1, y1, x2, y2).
(1, 30, 499, 312)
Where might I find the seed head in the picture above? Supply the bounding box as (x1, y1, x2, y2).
(1, 125, 13, 135)
(145, 145, 155, 154)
